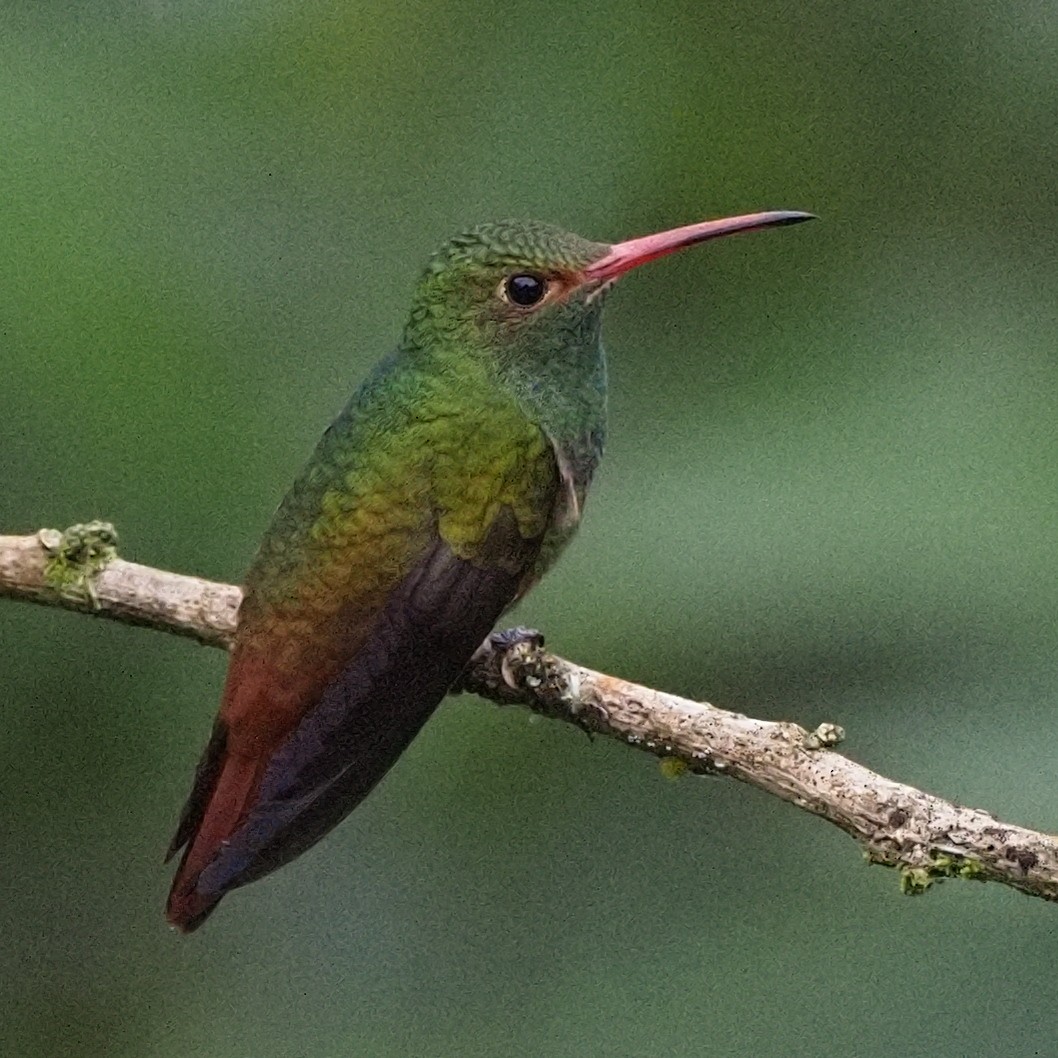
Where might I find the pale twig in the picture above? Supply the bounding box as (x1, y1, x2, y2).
(2, 525, 1055, 904)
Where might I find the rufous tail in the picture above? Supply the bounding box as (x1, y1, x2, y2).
(165, 751, 263, 932)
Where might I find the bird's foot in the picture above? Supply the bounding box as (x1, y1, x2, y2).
(452, 626, 545, 695)
(490, 627, 545, 691)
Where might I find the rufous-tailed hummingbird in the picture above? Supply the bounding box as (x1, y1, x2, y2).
(166, 210, 813, 931)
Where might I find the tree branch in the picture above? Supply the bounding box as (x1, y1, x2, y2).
(3, 524, 1056, 904)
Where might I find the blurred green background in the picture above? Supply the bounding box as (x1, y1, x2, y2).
(3, 1, 1057, 1055)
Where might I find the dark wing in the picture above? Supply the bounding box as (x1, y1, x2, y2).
(168, 507, 539, 930)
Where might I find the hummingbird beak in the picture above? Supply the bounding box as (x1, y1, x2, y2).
(582, 210, 815, 284)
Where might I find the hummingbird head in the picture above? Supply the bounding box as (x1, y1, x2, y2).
(402, 211, 815, 368)
(403, 220, 610, 362)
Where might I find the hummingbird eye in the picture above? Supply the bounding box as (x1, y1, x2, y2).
(503, 273, 548, 307)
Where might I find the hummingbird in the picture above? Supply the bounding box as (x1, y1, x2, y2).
(165, 209, 813, 931)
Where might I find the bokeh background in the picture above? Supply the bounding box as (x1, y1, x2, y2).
(3, 2, 1057, 1055)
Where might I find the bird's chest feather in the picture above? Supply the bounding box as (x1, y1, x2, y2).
(427, 397, 558, 564)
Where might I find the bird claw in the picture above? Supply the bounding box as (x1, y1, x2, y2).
(452, 627, 546, 694)
(481, 628, 545, 690)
